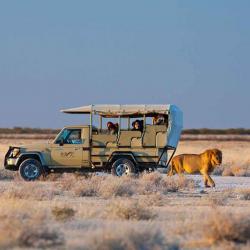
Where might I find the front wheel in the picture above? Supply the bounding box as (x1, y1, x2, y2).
(111, 158, 137, 176)
(19, 159, 43, 181)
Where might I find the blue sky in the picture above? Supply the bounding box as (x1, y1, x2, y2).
(0, 0, 249, 128)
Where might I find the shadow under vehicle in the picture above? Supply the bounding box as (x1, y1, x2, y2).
(4, 104, 183, 180)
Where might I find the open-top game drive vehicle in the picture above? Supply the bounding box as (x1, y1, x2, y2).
(4, 104, 183, 181)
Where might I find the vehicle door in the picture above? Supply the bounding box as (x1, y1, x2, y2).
(51, 128, 83, 167)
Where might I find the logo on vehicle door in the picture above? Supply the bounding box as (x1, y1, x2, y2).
(60, 152, 74, 158)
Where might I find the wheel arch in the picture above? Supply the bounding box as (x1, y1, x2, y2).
(17, 152, 46, 168)
(107, 151, 138, 167)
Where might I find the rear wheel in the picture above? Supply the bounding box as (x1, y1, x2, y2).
(111, 158, 137, 176)
(19, 159, 43, 181)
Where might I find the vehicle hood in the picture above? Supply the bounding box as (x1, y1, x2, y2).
(18, 143, 52, 153)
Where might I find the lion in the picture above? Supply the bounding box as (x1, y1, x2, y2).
(168, 149, 222, 187)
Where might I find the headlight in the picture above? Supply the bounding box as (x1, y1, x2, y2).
(11, 148, 20, 158)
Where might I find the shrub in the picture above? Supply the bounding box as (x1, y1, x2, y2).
(58, 173, 78, 190)
(98, 176, 135, 198)
(41, 173, 63, 181)
(222, 167, 234, 177)
(208, 193, 229, 206)
(140, 171, 163, 186)
(2, 183, 57, 200)
(18, 226, 64, 248)
(0, 203, 64, 249)
(0, 217, 22, 248)
(104, 199, 156, 220)
(71, 175, 135, 198)
(162, 176, 195, 193)
(203, 210, 250, 245)
(237, 189, 250, 200)
(73, 177, 100, 197)
(222, 166, 250, 177)
(60, 172, 195, 199)
(73, 181, 99, 197)
(212, 166, 225, 176)
(140, 193, 165, 207)
(52, 206, 76, 222)
(84, 227, 179, 250)
(0, 169, 15, 181)
(138, 172, 195, 195)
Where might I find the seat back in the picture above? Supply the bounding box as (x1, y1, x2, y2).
(92, 134, 117, 147)
(143, 125, 167, 147)
(118, 131, 142, 147)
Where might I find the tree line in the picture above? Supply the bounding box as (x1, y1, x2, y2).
(0, 127, 250, 135)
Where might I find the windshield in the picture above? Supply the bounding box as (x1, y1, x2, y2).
(55, 128, 82, 144)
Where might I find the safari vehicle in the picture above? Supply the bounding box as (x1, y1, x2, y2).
(4, 104, 183, 181)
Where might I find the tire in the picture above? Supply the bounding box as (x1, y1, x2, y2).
(111, 158, 137, 176)
(19, 159, 43, 181)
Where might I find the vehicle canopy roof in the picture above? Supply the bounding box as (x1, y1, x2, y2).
(61, 104, 183, 148)
(61, 104, 171, 117)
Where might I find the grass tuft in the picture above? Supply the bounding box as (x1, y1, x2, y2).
(52, 206, 76, 222)
(203, 210, 250, 245)
(84, 226, 179, 250)
(18, 226, 64, 248)
(104, 199, 156, 220)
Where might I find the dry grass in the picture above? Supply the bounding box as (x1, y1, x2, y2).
(104, 199, 156, 220)
(213, 164, 250, 177)
(58, 173, 79, 190)
(0, 169, 16, 180)
(139, 193, 165, 207)
(1, 139, 250, 249)
(162, 175, 196, 192)
(0, 198, 64, 249)
(222, 166, 250, 177)
(18, 226, 64, 248)
(139, 172, 196, 194)
(59, 172, 195, 199)
(203, 210, 250, 245)
(84, 226, 179, 250)
(98, 176, 135, 198)
(41, 172, 63, 181)
(212, 166, 225, 176)
(208, 190, 233, 206)
(236, 189, 250, 200)
(71, 175, 135, 198)
(1, 182, 58, 200)
(52, 206, 76, 222)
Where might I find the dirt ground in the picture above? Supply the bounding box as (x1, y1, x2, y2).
(0, 139, 250, 249)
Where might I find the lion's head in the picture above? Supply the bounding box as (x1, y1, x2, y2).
(205, 149, 222, 166)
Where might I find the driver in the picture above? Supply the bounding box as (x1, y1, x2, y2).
(69, 130, 82, 144)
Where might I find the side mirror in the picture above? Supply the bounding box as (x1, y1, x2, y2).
(59, 139, 64, 146)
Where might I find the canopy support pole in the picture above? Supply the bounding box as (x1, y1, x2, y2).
(90, 112, 92, 139)
(127, 117, 130, 130)
(99, 116, 102, 132)
(141, 114, 146, 145)
(116, 116, 121, 145)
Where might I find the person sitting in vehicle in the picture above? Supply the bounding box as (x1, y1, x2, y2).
(107, 122, 119, 134)
(132, 120, 143, 132)
(70, 130, 82, 144)
(65, 129, 82, 144)
(153, 115, 167, 125)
